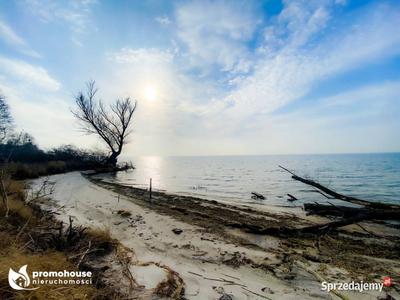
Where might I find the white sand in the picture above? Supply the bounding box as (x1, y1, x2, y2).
(33, 172, 398, 300)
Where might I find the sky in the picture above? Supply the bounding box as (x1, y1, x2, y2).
(0, 0, 399, 156)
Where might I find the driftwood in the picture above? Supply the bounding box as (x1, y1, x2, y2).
(287, 194, 298, 202)
(251, 192, 266, 200)
(303, 203, 366, 218)
(242, 287, 272, 300)
(301, 209, 400, 233)
(279, 165, 400, 209)
(280, 165, 400, 232)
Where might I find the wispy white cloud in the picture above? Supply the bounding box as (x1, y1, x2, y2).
(2, 87, 96, 149)
(277, 80, 400, 121)
(278, 3, 331, 48)
(20, 49, 42, 58)
(71, 37, 83, 47)
(176, 0, 258, 73)
(254, 80, 400, 154)
(22, 0, 97, 33)
(154, 0, 400, 148)
(113, 47, 173, 64)
(156, 15, 171, 26)
(223, 2, 400, 119)
(68, 0, 98, 9)
(0, 19, 42, 58)
(0, 56, 61, 91)
(335, 0, 347, 6)
(0, 54, 73, 148)
(0, 20, 25, 46)
(58, 10, 88, 32)
(171, 39, 179, 54)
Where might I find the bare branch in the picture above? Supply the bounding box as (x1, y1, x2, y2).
(70, 81, 138, 165)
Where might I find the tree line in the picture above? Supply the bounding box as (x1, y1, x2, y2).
(0, 81, 138, 179)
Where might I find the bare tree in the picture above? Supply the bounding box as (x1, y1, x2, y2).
(71, 81, 138, 166)
(0, 91, 15, 217)
(0, 91, 13, 143)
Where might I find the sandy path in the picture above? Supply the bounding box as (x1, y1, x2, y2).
(35, 172, 398, 300)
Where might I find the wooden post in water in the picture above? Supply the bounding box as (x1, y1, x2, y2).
(149, 178, 152, 203)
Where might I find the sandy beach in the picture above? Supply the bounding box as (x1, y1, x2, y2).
(34, 172, 400, 300)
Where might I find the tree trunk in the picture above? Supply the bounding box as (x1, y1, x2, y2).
(105, 150, 120, 166)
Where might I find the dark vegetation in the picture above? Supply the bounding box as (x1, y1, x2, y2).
(0, 91, 138, 299)
(1, 137, 107, 179)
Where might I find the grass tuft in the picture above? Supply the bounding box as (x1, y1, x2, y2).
(117, 210, 131, 217)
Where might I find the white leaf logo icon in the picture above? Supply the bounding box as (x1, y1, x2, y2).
(8, 265, 39, 290)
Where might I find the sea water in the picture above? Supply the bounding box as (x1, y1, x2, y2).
(97, 153, 400, 207)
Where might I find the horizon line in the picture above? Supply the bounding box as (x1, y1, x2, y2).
(120, 151, 400, 158)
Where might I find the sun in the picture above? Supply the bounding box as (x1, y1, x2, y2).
(145, 87, 156, 101)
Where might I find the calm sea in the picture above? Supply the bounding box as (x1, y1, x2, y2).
(97, 153, 400, 208)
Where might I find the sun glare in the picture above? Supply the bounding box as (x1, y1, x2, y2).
(145, 87, 156, 101)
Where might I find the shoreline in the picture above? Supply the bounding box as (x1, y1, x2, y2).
(35, 171, 400, 299)
(87, 174, 400, 237)
(91, 174, 308, 212)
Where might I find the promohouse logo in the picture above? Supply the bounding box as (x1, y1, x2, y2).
(9, 265, 92, 290)
(9, 265, 38, 291)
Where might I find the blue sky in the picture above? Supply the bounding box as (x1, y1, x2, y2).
(0, 0, 399, 156)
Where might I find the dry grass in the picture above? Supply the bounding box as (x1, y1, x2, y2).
(0, 246, 101, 300)
(117, 210, 131, 217)
(0, 177, 126, 300)
(86, 226, 112, 243)
(8, 161, 67, 180)
(318, 263, 328, 275)
(153, 263, 185, 299)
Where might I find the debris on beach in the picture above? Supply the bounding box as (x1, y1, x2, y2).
(213, 286, 235, 299)
(85, 174, 400, 299)
(261, 286, 274, 294)
(190, 185, 208, 191)
(251, 192, 266, 200)
(172, 228, 183, 235)
(279, 165, 400, 232)
(117, 210, 132, 217)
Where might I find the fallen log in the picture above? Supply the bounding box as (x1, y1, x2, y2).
(279, 166, 400, 210)
(300, 209, 400, 233)
(303, 203, 366, 218)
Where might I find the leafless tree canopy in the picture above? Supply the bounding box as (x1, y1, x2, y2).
(71, 81, 137, 165)
(0, 91, 13, 143)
